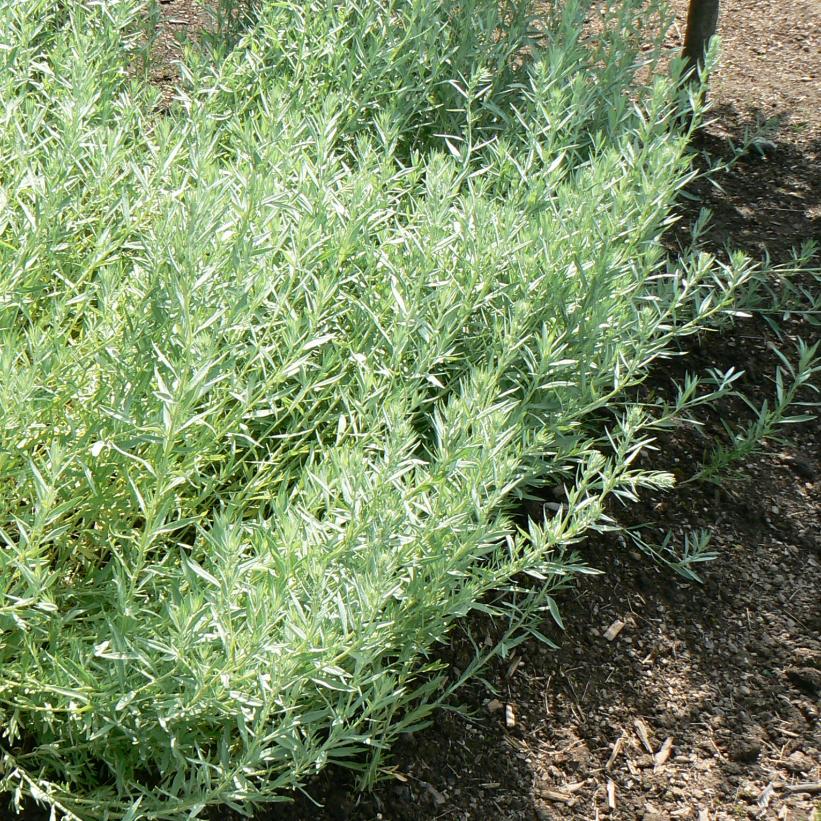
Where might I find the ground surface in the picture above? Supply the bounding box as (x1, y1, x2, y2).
(20, 1, 821, 819)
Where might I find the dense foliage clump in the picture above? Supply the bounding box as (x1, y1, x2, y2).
(0, 0, 771, 817)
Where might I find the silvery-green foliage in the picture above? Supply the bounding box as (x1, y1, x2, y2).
(0, 0, 761, 816)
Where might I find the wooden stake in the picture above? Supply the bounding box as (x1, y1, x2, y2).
(682, 0, 720, 77)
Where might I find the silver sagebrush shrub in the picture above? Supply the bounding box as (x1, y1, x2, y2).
(0, 0, 777, 818)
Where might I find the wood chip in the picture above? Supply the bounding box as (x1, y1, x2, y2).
(504, 703, 516, 729)
(603, 619, 626, 641)
(784, 781, 821, 794)
(540, 788, 573, 803)
(697, 811, 710, 821)
(561, 781, 587, 794)
(634, 718, 654, 753)
(654, 736, 674, 768)
(606, 731, 626, 770)
(607, 779, 616, 810)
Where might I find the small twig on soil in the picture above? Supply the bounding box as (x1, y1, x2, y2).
(707, 736, 725, 759)
(561, 670, 585, 722)
(607, 779, 617, 810)
(783, 782, 821, 795)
